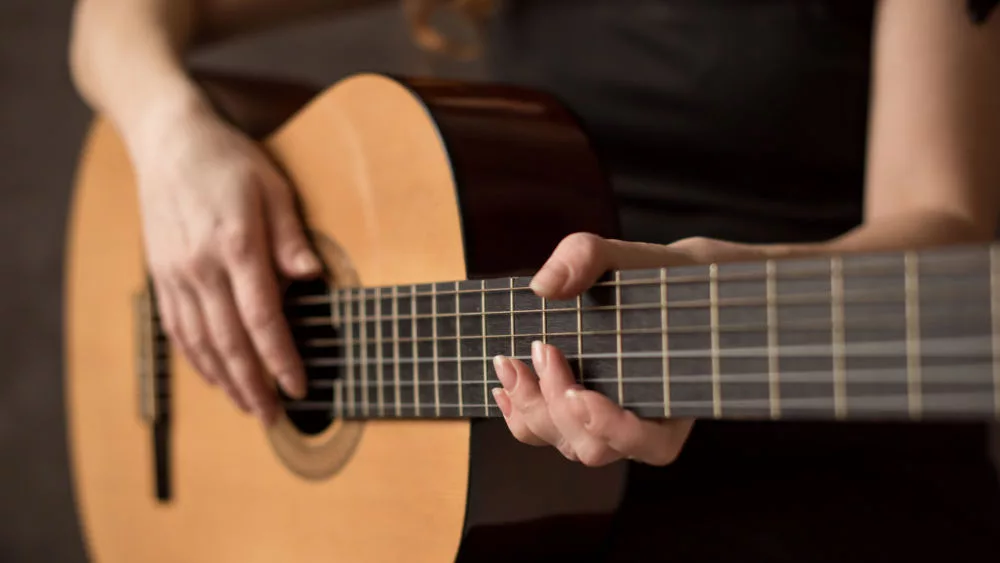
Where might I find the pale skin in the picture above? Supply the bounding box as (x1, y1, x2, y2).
(69, 0, 1000, 466)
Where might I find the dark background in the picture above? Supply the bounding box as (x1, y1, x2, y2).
(0, 2, 481, 561)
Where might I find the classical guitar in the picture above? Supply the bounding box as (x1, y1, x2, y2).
(65, 72, 1000, 563)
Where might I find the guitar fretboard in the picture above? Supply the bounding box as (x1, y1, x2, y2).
(283, 243, 1000, 422)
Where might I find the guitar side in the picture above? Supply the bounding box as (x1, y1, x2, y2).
(64, 73, 626, 563)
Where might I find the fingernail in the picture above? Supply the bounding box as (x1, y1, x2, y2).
(493, 355, 516, 392)
(531, 340, 547, 371)
(565, 388, 591, 426)
(295, 252, 320, 273)
(529, 261, 569, 295)
(491, 387, 511, 417)
(280, 373, 307, 399)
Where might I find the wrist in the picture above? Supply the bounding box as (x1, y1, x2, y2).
(116, 76, 218, 162)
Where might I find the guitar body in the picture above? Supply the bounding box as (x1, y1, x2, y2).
(64, 73, 627, 562)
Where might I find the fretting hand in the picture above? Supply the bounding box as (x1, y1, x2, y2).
(490, 232, 779, 466)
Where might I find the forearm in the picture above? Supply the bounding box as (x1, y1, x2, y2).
(822, 210, 995, 253)
(755, 209, 997, 264)
(69, 0, 206, 151)
(68, 0, 389, 152)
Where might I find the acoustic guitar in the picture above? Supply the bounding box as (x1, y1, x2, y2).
(64, 72, 1000, 562)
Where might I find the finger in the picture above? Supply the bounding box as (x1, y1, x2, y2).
(532, 342, 621, 466)
(222, 230, 308, 401)
(490, 386, 546, 447)
(258, 169, 322, 280)
(171, 282, 250, 413)
(193, 267, 280, 423)
(569, 390, 694, 466)
(492, 354, 563, 448)
(529, 233, 769, 300)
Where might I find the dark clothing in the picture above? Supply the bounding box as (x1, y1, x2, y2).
(486, 0, 874, 245)
(483, 1, 1000, 561)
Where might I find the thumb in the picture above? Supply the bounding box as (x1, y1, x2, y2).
(260, 171, 322, 279)
(528, 233, 770, 300)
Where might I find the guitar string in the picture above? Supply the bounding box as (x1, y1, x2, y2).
(145, 392, 999, 416)
(147, 334, 995, 364)
(283, 255, 994, 304)
(147, 285, 990, 326)
(294, 284, 980, 315)
(147, 360, 1000, 394)
(286, 311, 985, 348)
(280, 392, 994, 412)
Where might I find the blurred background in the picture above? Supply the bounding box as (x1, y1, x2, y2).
(0, 1, 482, 561)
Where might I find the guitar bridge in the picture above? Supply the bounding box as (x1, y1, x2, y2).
(133, 281, 172, 503)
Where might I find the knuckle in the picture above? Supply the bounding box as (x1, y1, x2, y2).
(585, 410, 615, 438)
(647, 444, 682, 466)
(559, 232, 604, 265)
(219, 223, 255, 261)
(244, 303, 282, 333)
(185, 255, 222, 285)
(509, 424, 538, 445)
(578, 449, 606, 467)
(673, 236, 716, 261)
(555, 438, 577, 460)
(214, 329, 245, 359)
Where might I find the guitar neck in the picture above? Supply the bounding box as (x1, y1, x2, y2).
(287, 243, 1000, 422)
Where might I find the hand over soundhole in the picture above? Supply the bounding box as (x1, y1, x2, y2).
(280, 277, 344, 436)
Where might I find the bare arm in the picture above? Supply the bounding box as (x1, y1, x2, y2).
(824, 0, 1000, 252)
(69, 0, 386, 149)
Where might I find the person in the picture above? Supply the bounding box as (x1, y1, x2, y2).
(68, 0, 1000, 560)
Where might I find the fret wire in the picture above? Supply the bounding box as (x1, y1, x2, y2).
(334, 379, 344, 419)
(615, 271, 624, 406)
(905, 252, 922, 418)
(375, 287, 384, 417)
(411, 284, 420, 417)
(709, 264, 721, 418)
(831, 256, 846, 419)
(281, 392, 997, 415)
(481, 280, 489, 416)
(345, 288, 356, 417)
(300, 335, 992, 364)
(455, 281, 464, 417)
(392, 285, 401, 417)
(542, 295, 548, 345)
(576, 295, 584, 385)
(660, 268, 670, 417)
(766, 259, 780, 419)
(330, 285, 341, 326)
(432, 284, 441, 417)
(360, 288, 369, 416)
(993, 247, 1000, 419)
(509, 278, 515, 358)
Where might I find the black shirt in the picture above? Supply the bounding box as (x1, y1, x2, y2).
(482, 1, 1000, 561)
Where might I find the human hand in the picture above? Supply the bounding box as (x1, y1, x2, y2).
(490, 232, 777, 466)
(132, 103, 320, 425)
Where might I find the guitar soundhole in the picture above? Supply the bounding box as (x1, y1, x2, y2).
(280, 278, 341, 436)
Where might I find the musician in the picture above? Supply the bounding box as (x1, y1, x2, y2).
(69, 0, 1000, 560)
